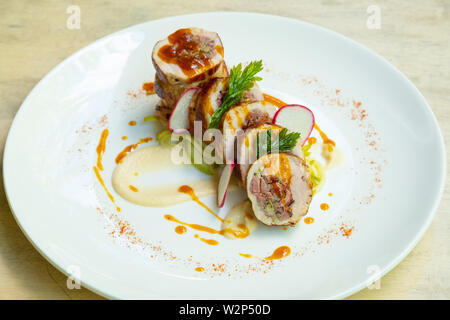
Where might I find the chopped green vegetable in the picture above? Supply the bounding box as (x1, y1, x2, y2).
(156, 129, 175, 147)
(182, 134, 217, 176)
(157, 130, 216, 175)
(144, 115, 157, 122)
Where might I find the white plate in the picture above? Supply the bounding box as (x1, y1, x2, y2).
(3, 12, 445, 299)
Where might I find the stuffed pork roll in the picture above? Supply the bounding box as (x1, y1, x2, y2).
(152, 28, 228, 122)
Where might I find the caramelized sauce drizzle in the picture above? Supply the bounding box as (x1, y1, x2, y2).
(239, 246, 291, 261)
(128, 121, 137, 126)
(195, 267, 205, 272)
(215, 45, 224, 57)
(200, 238, 219, 246)
(93, 129, 121, 212)
(142, 82, 155, 94)
(115, 137, 153, 164)
(314, 123, 335, 151)
(164, 214, 249, 239)
(157, 28, 216, 77)
(129, 185, 139, 192)
(264, 246, 291, 260)
(304, 217, 314, 224)
(262, 93, 287, 108)
(178, 185, 225, 223)
(279, 154, 292, 184)
(320, 203, 330, 211)
(175, 225, 187, 234)
(95, 129, 108, 171)
(308, 137, 317, 145)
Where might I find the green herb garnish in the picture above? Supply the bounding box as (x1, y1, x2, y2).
(208, 60, 263, 129)
(257, 128, 301, 158)
(274, 128, 301, 153)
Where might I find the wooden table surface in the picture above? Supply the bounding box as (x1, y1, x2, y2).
(0, 0, 448, 299)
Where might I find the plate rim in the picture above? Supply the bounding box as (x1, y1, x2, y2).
(2, 11, 447, 300)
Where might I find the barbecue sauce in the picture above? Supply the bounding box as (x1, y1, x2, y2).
(157, 28, 217, 78)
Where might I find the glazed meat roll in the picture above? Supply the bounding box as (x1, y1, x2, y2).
(236, 124, 305, 186)
(246, 153, 312, 226)
(221, 101, 278, 163)
(188, 78, 264, 134)
(152, 28, 228, 122)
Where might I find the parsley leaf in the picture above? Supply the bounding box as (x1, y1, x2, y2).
(257, 128, 301, 158)
(208, 60, 263, 129)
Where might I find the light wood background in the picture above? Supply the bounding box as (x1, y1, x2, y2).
(0, 0, 448, 299)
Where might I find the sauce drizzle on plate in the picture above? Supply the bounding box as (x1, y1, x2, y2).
(262, 93, 287, 108)
(178, 185, 225, 222)
(164, 214, 250, 239)
(264, 246, 291, 260)
(93, 129, 121, 212)
(115, 137, 153, 164)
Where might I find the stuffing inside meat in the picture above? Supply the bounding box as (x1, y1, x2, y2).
(250, 174, 294, 221)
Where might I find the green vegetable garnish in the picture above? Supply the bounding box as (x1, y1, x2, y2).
(144, 115, 157, 122)
(157, 129, 175, 147)
(256, 128, 301, 158)
(208, 60, 264, 129)
(273, 128, 301, 153)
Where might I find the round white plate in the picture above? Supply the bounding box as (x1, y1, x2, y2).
(3, 12, 445, 299)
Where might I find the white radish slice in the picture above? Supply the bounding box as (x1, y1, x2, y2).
(272, 104, 315, 145)
(168, 88, 199, 134)
(217, 163, 235, 207)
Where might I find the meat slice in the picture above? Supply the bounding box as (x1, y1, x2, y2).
(185, 78, 264, 135)
(235, 124, 305, 186)
(152, 28, 228, 123)
(194, 77, 229, 133)
(241, 83, 264, 104)
(152, 28, 226, 85)
(246, 153, 312, 226)
(236, 124, 282, 186)
(221, 101, 279, 163)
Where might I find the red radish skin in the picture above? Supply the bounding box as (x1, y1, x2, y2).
(168, 88, 199, 134)
(272, 104, 315, 146)
(217, 163, 235, 207)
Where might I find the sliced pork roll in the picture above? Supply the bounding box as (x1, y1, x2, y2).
(221, 101, 278, 163)
(152, 28, 228, 122)
(188, 78, 264, 134)
(236, 124, 305, 186)
(247, 153, 312, 226)
(236, 124, 282, 186)
(241, 82, 264, 104)
(152, 28, 226, 85)
(192, 77, 228, 133)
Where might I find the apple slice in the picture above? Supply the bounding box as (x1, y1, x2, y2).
(217, 163, 235, 207)
(272, 104, 315, 145)
(168, 88, 199, 134)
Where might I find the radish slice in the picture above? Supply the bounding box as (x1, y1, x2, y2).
(272, 104, 315, 145)
(217, 163, 235, 207)
(168, 88, 199, 134)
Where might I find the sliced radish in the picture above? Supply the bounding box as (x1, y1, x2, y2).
(272, 104, 315, 145)
(217, 163, 235, 207)
(168, 88, 199, 134)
